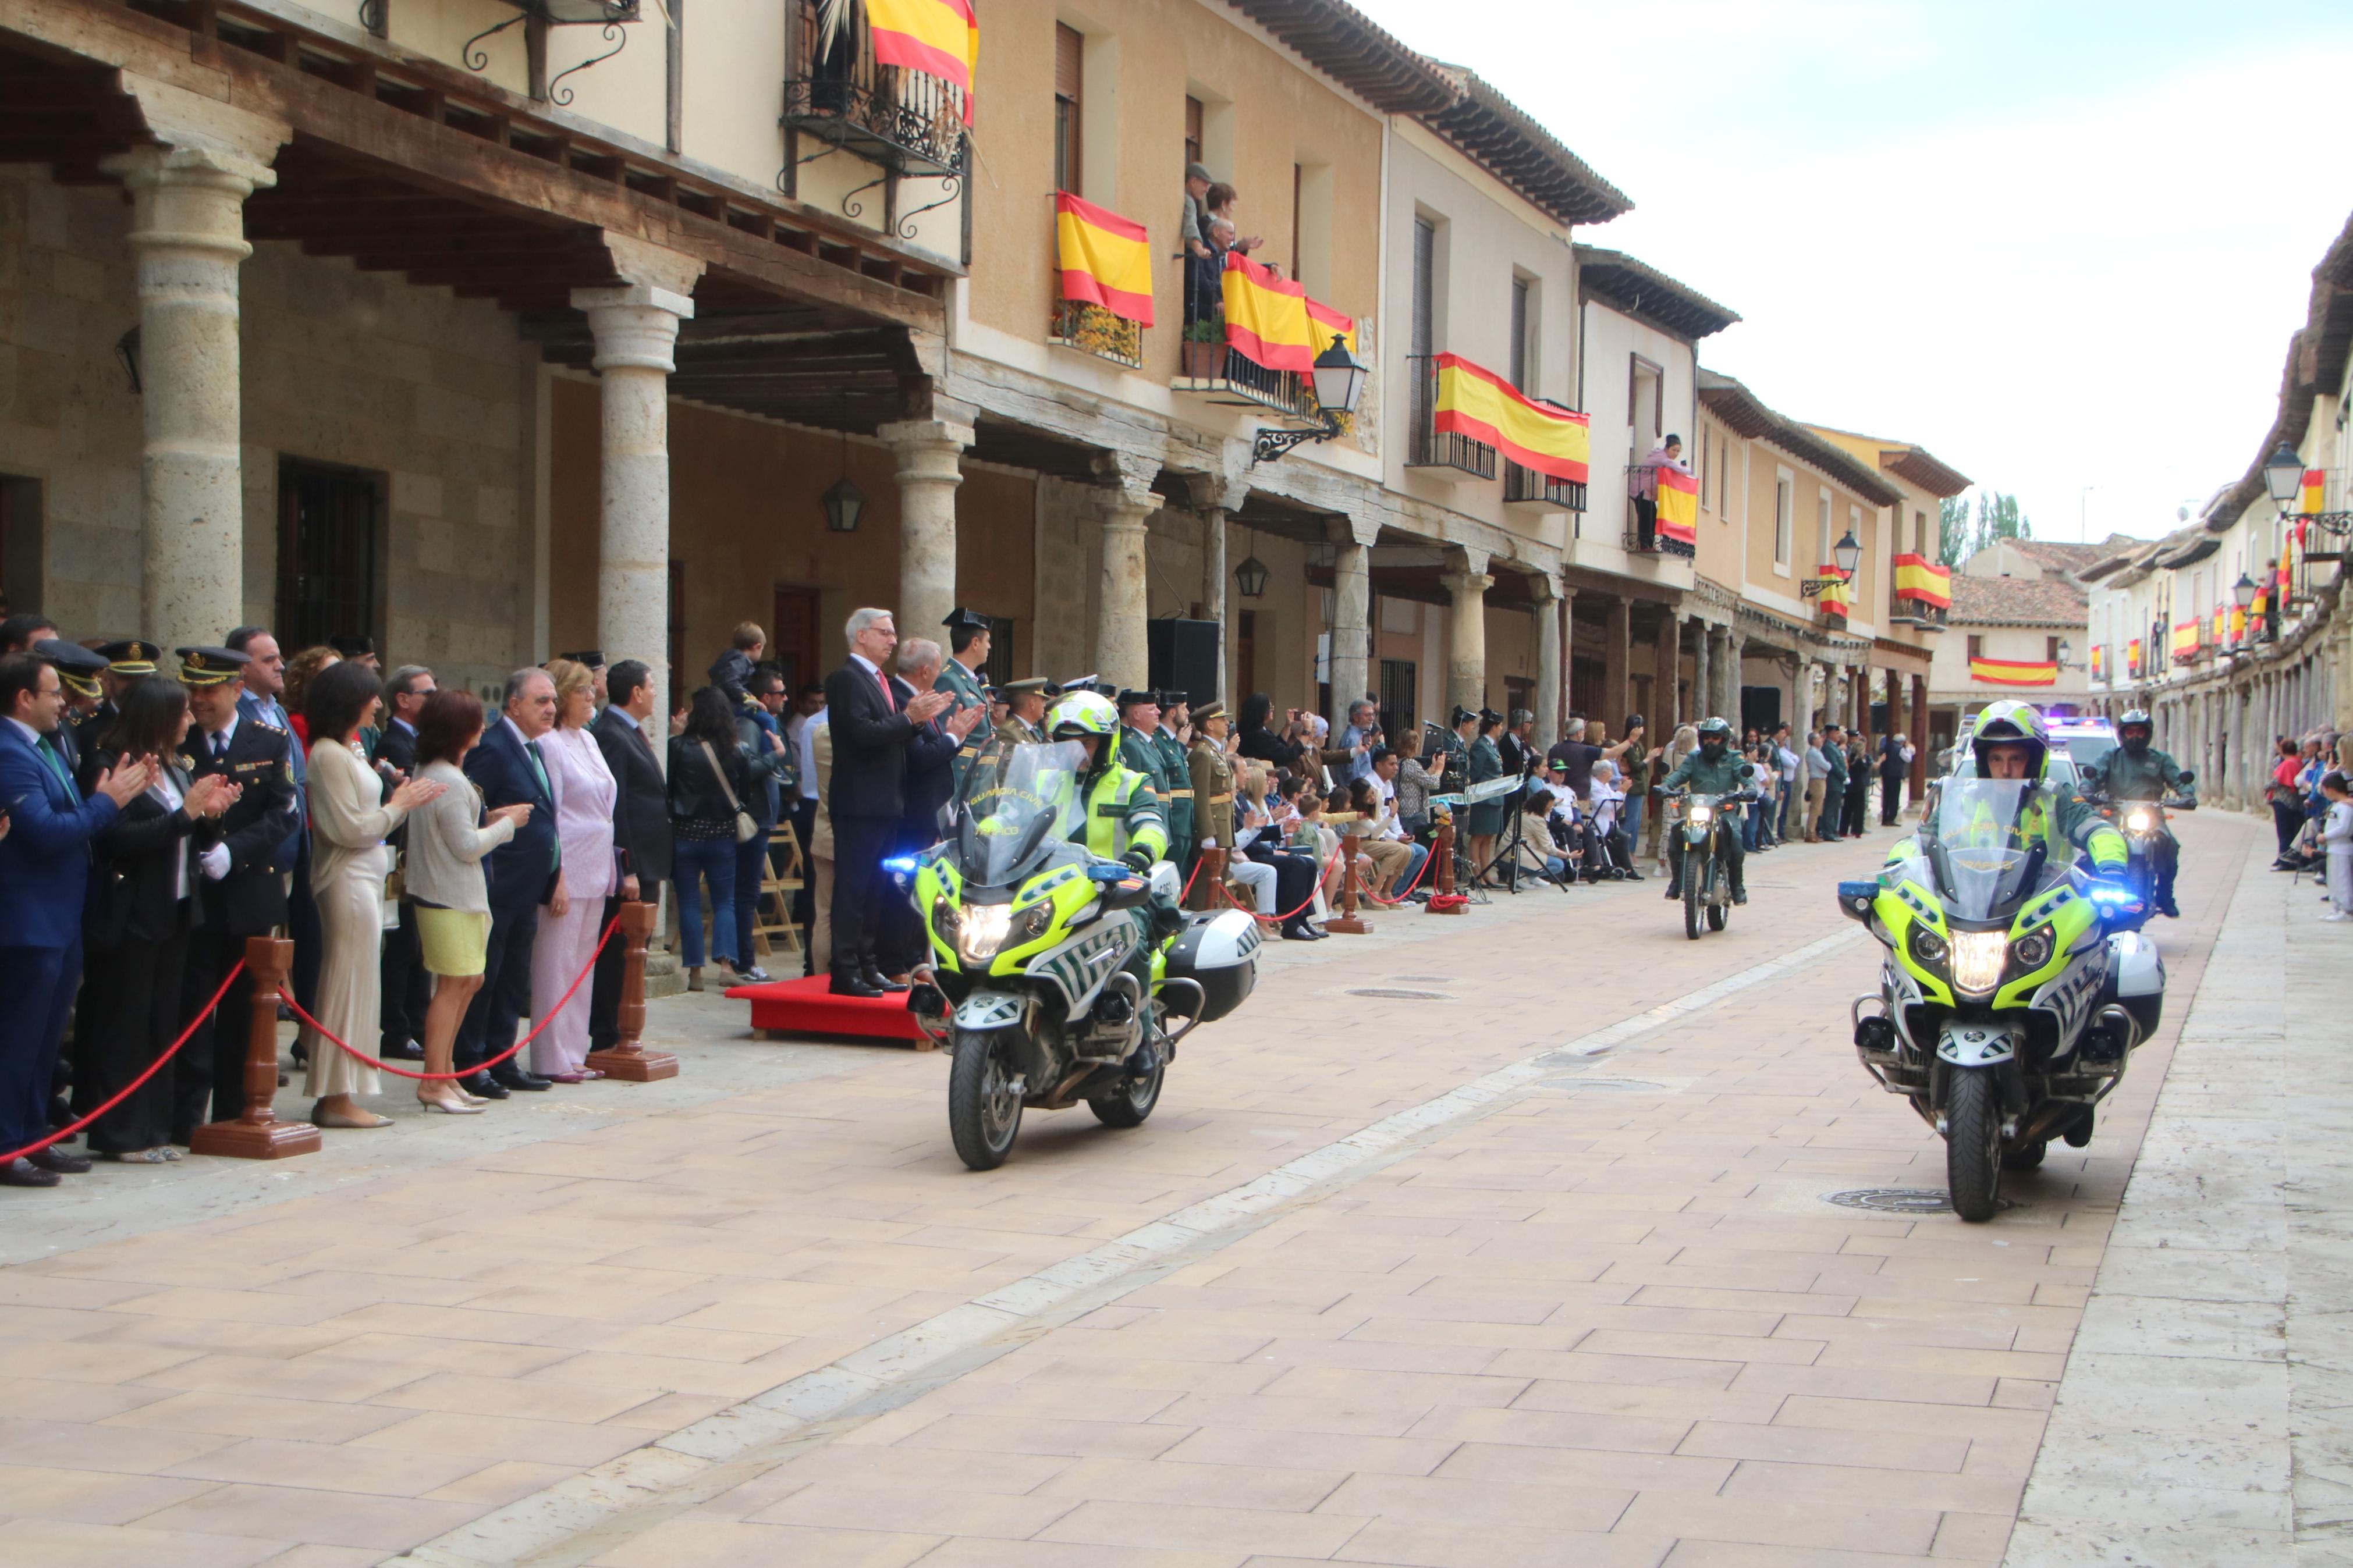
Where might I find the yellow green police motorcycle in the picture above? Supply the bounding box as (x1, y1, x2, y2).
(1834, 776, 2164, 1221)
(901, 734, 1260, 1171)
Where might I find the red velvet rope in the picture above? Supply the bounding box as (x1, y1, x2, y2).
(283, 913, 619, 1082)
(1214, 847, 1341, 925)
(1359, 835, 1438, 906)
(0, 959, 248, 1167)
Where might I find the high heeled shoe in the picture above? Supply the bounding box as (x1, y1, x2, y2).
(418, 1096, 484, 1115)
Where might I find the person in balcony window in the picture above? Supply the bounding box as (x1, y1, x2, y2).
(1180, 162, 1212, 264)
(1628, 434, 1689, 552)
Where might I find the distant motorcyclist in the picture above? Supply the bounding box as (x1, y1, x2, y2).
(1922, 699, 2129, 880)
(1658, 716, 1753, 905)
(2092, 708, 2192, 917)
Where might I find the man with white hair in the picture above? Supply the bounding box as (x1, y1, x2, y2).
(879, 637, 977, 977)
(821, 609, 954, 997)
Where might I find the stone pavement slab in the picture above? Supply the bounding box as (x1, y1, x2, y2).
(0, 813, 2263, 1565)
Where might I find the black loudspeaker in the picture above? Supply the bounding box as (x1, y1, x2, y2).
(1147, 618, 1220, 701)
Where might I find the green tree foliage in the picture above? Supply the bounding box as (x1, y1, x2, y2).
(1938, 491, 2033, 568)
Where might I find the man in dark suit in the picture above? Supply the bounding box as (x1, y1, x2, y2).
(0, 654, 150, 1186)
(374, 664, 434, 1062)
(588, 659, 670, 1052)
(456, 667, 561, 1097)
(878, 638, 968, 979)
(821, 609, 956, 997)
(173, 647, 301, 1135)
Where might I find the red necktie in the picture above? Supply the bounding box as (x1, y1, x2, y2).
(877, 667, 893, 707)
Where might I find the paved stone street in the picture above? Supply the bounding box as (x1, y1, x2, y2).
(0, 809, 2280, 1567)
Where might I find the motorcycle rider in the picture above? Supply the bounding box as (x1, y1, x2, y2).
(2092, 708, 2192, 918)
(1045, 691, 1181, 1070)
(1931, 699, 2131, 879)
(1658, 716, 1753, 905)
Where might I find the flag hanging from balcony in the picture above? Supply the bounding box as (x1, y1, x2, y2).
(1815, 566, 1852, 617)
(1969, 657, 2056, 687)
(1891, 553, 1951, 609)
(2230, 602, 2248, 642)
(2304, 468, 2327, 516)
(1429, 353, 1592, 481)
(867, 0, 978, 123)
(2091, 644, 2105, 679)
(2171, 619, 2199, 661)
(1654, 467, 1698, 543)
(2212, 603, 2226, 645)
(1220, 253, 1312, 371)
(1054, 193, 1154, 325)
(1304, 297, 1357, 359)
(2127, 637, 2142, 676)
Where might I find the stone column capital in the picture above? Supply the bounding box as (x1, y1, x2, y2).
(877, 418, 976, 457)
(1091, 449, 1163, 515)
(1326, 512, 1381, 550)
(570, 286, 695, 372)
(116, 74, 290, 169)
(599, 232, 708, 297)
(1445, 544, 1491, 582)
(1180, 472, 1251, 515)
(1440, 569, 1492, 600)
(1528, 570, 1561, 605)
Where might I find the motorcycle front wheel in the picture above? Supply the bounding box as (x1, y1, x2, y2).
(948, 1028, 1025, 1171)
(1944, 1065, 2003, 1222)
(1683, 848, 1702, 941)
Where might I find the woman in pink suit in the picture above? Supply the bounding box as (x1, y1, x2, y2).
(530, 659, 618, 1081)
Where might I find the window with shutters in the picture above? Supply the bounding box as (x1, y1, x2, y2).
(1184, 95, 1203, 172)
(1404, 214, 1489, 477)
(1054, 25, 1083, 194)
(1508, 275, 1531, 390)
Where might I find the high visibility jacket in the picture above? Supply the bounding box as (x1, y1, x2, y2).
(1070, 761, 1168, 866)
(1936, 785, 2129, 873)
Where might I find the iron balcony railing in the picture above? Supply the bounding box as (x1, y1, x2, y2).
(784, 3, 970, 179)
(1620, 464, 1694, 558)
(1503, 461, 1585, 510)
(1404, 355, 1496, 478)
(1173, 342, 1316, 420)
(1048, 298, 1144, 369)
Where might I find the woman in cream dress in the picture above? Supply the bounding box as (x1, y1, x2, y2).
(530, 659, 618, 1080)
(301, 662, 443, 1128)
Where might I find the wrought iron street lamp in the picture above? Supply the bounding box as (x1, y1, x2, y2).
(2267, 444, 2353, 538)
(1800, 529, 1863, 598)
(1250, 333, 1367, 467)
(2233, 572, 2259, 610)
(823, 476, 864, 533)
(1234, 547, 1269, 599)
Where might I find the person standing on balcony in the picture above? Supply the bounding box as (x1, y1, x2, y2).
(1628, 435, 1688, 553)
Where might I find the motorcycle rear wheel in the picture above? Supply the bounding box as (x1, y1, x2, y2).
(1089, 1057, 1165, 1128)
(948, 1029, 1024, 1171)
(1945, 1066, 2003, 1222)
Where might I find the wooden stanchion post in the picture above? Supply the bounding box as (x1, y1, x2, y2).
(1190, 847, 1228, 912)
(190, 936, 321, 1159)
(1430, 820, 1463, 914)
(587, 902, 677, 1082)
(1325, 831, 1371, 934)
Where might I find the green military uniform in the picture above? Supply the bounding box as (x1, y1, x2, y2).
(2098, 746, 2192, 804)
(1659, 739, 1758, 899)
(936, 653, 990, 785)
(1153, 721, 1193, 868)
(997, 712, 1044, 747)
(1464, 732, 1505, 836)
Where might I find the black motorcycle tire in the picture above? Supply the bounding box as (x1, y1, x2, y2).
(1945, 1066, 2003, 1222)
(1089, 1057, 1166, 1128)
(947, 1029, 1024, 1171)
(1683, 848, 1702, 941)
(2001, 1140, 2047, 1172)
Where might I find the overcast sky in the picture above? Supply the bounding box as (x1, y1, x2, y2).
(1347, 0, 2353, 544)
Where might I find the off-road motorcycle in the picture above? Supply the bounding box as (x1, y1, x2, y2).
(1663, 773, 1758, 941)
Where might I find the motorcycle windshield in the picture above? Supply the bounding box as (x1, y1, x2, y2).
(1923, 778, 2049, 922)
(956, 738, 1088, 887)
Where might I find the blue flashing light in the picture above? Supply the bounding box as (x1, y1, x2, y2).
(883, 855, 920, 875)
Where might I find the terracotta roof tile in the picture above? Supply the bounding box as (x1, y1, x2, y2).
(1951, 573, 2086, 628)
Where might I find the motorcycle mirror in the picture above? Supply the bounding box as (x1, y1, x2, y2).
(1834, 879, 1878, 924)
(2177, 769, 2196, 785)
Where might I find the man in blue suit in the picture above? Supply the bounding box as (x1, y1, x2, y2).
(456, 667, 560, 1098)
(0, 654, 152, 1186)
(228, 628, 317, 1026)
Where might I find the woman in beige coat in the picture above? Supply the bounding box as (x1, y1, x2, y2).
(301, 662, 443, 1129)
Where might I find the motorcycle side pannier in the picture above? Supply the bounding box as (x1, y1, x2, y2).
(1163, 909, 1260, 1021)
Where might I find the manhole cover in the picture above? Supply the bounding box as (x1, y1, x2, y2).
(1346, 987, 1452, 1000)
(1824, 1188, 1953, 1214)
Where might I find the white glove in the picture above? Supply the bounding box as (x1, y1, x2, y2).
(200, 843, 230, 881)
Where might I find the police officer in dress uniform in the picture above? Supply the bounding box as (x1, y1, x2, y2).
(1153, 690, 1194, 874)
(34, 641, 110, 777)
(937, 608, 993, 786)
(172, 646, 300, 1138)
(995, 677, 1053, 746)
(87, 640, 161, 750)
(1116, 689, 1165, 792)
(1187, 701, 1236, 907)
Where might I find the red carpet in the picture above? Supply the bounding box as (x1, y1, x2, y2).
(725, 974, 930, 1046)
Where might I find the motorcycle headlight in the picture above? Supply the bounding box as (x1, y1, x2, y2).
(1910, 926, 1948, 967)
(2124, 809, 2153, 833)
(1687, 805, 1712, 826)
(953, 902, 1013, 966)
(1948, 930, 2009, 996)
(2011, 927, 2054, 970)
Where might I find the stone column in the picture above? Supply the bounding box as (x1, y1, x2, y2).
(573, 268, 699, 728)
(1327, 518, 1373, 731)
(1723, 629, 1747, 728)
(878, 415, 974, 642)
(1605, 595, 1632, 727)
(105, 144, 279, 659)
(1532, 573, 1561, 747)
(1442, 547, 1492, 717)
(1690, 623, 1712, 723)
(1186, 477, 1246, 709)
(1553, 590, 1578, 741)
(1092, 491, 1154, 692)
(1659, 611, 1684, 734)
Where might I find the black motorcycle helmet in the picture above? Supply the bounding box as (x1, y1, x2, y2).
(1696, 715, 1733, 758)
(2118, 708, 2152, 756)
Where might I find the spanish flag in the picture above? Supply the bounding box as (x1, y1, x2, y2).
(1220, 253, 1312, 371)
(1815, 566, 1852, 617)
(2127, 637, 2142, 675)
(1969, 657, 2056, 687)
(2091, 645, 2104, 679)
(2230, 602, 2248, 642)
(1655, 467, 1698, 543)
(1055, 193, 1153, 325)
(867, 0, 977, 122)
(1891, 553, 1951, 609)
(1305, 297, 1357, 360)
(2304, 468, 2327, 517)
(1430, 353, 1592, 482)
(2171, 619, 2200, 660)
(2212, 604, 2227, 645)
(2279, 531, 2297, 598)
